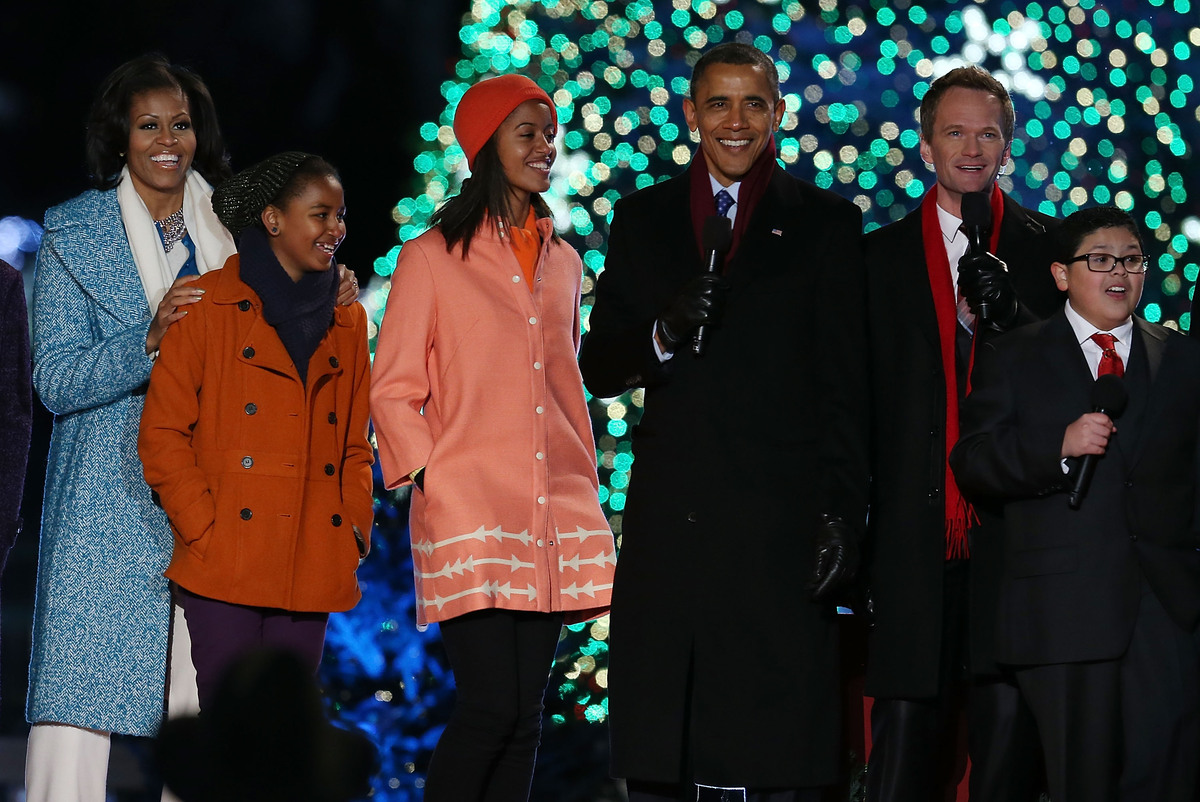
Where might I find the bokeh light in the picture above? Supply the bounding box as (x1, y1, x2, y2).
(351, 1, 1200, 797)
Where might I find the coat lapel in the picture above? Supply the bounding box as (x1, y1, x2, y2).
(885, 208, 943, 354)
(58, 191, 153, 325)
(725, 167, 794, 288)
(1123, 318, 1168, 468)
(1037, 310, 1093, 416)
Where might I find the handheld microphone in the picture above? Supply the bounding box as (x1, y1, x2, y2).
(692, 215, 732, 357)
(1068, 374, 1128, 509)
(960, 191, 993, 321)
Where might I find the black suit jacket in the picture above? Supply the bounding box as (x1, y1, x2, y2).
(950, 311, 1200, 664)
(579, 166, 870, 787)
(863, 194, 1063, 697)
(0, 260, 31, 574)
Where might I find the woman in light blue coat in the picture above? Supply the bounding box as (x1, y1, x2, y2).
(25, 54, 236, 801)
(28, 55, 361, 801)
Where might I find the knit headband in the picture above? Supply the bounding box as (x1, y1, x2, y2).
(211, 151, 315, 239)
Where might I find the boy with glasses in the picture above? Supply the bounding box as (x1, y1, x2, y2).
(950, 206, 1200, 801)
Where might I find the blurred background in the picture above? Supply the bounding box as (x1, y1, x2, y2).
(1, 0, 1198, 800)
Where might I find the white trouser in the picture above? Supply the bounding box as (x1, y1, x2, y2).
(25, 604, 199, 802)
(25, 723, 110, 802)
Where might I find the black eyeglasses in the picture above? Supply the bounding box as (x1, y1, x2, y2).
(1068, 253, 1150, 273)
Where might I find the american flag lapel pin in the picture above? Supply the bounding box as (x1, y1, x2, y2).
(771, 228, 783, 237)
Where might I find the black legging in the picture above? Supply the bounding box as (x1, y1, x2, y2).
(423, 608, 565, 802)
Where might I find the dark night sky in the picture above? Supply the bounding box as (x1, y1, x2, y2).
(0, 0, 463, 277)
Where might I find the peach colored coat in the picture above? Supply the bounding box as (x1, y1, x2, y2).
(371, 220, 615, 627)
(139, 256, 374, 613)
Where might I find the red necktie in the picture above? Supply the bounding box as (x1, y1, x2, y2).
(1090, 332, 1124, 377)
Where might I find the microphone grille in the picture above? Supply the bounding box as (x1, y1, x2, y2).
(960, 191, 992, 229)
(702, 215, 732, 254)
(1091, 373, 1128, 416)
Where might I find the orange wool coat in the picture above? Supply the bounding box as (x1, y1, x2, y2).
(371, 219, 615, 627)
(138, 255, 373, 613)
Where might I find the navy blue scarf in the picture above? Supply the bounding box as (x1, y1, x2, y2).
(237, 227, 337, 385)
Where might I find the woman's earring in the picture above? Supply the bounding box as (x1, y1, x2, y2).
(271, 227, 278, 234)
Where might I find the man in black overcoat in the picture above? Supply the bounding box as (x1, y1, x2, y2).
(862, 67, 1063, 801)
(580, 43, 870, 801)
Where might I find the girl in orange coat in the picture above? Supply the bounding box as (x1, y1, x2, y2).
(138, 152, 373, 709)
(371, 75, 615, 801)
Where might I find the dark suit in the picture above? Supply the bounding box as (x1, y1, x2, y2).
(0, 260, 30, 574)
(580, 166, 869, 790)
(950, 312, 1200, 801)
(863, 193, 1062, 800)
(0, 259, 31, 707)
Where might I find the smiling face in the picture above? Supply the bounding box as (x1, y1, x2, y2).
(919, 86, 1011, 217)
(263, 175, 346, 282)
(125, 87, 196, 218)
(683, 62, 784, 187)
(1052, 226, 1145, 331)
(495, 99, 556, 220)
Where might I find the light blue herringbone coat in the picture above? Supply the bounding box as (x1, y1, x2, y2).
(28, 189, 173, 735)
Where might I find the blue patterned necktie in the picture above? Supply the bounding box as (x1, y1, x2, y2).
(714, 189, 735, 219)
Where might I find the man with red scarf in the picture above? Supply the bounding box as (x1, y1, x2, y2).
(581, 43, 870, 801)
(862, 67, 1064, 802)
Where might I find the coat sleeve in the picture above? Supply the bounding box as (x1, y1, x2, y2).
(813, 202, 871, 534)
(137, 300, 215, 547)
(342, 304, 375, 551)
(950, 341, 1071, 500)
(369, 239, 437, 490)
(578, 199, 672, 398)
(31, 226, 156, 415)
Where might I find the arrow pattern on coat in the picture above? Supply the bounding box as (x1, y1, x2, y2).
(555, 526, 613, 543)
(559, 551, 618, 572)
(412, 525, 533, 557)
(560, 580, 614, 600)
(424, 581, 538, 610)
(416, 554, 537, 579)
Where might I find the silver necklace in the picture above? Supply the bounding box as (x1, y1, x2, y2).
(154, 208, 186, 253)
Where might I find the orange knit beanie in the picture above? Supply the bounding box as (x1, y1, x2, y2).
(453, 74, 555, 169)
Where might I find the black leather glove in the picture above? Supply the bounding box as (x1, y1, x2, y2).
(957, 252, 1018, 331)
(809, 514, 860, 602)
(655, 273, 730, 351)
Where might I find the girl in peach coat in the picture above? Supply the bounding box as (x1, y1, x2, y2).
(370, 75, 615, 801)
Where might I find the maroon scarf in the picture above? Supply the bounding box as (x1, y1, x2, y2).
(922, 183, 1004, 559)
(687, 136, 777, 267)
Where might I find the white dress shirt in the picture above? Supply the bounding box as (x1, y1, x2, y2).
(1064, 300, 1134, 379)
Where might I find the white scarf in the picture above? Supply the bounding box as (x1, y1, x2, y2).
(116, 165, 237, 310)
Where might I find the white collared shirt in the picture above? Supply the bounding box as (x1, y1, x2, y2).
(1064, 300, 1134, 379)
(708, 175, 742, 224)
(936, 202, 969, 289)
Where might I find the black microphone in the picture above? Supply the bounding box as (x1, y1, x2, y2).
(692, 214, 732, 356)
(960, 190, 993, 321)
(1068, 374, 1128, 509)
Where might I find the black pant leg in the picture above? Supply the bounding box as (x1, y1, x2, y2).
(865, 698, 944, 802)
(866, 561, 968, 802)
(424, 609, 564, 802)
(1119, 585, 1200, 802)
(1015, 659, 1121, 802)
(966, 675, 1044, 802)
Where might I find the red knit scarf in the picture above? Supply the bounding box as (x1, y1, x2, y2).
(921, 184, 1003, 559)
(688, 136, 777, 266)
